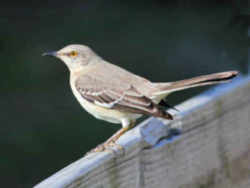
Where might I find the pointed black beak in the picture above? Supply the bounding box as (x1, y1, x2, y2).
(42, 51, 57, 57)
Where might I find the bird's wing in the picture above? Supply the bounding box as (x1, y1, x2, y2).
(75, 74, 172, 119)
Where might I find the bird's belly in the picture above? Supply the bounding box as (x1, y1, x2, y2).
(77, 96, 141, 124)
(70, 82, 141, 124)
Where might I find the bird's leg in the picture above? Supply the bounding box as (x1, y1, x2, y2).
(105, 126, 130, 144)
(87, 121, 136, 154)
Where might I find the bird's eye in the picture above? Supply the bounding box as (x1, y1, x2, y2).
(69, 51, 78, 57)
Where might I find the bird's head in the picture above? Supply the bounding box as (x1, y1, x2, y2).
(43, 44, 99, 71)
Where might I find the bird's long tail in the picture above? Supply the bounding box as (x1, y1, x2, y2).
(152, 71, 238, 102)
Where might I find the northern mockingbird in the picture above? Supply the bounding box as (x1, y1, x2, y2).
(43, 44, 238, 153)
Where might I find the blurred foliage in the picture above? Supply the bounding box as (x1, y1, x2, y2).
(0, 0, 248, 187)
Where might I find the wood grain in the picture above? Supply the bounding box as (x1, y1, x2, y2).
(34, 76, 250, 188)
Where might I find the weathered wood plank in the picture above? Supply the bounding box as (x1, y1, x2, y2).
(34, 76, 250, 188)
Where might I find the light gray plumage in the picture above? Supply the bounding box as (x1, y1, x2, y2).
(43, 44, 238, 127)
(43, 44, 238, 153)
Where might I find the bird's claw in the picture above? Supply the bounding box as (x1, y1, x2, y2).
(85, 140, 124, 156)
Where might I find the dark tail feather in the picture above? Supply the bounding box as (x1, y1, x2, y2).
(159, 100, 179, 112)
(153, 105, 174, 120)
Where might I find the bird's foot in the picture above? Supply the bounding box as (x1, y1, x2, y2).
(85, 139, 124, 156)
(85, 124, 134, 156)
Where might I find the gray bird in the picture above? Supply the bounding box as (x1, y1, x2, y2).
(43, 44, 238, 153)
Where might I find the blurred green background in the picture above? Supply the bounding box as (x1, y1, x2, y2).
(0, 0, 248, 187)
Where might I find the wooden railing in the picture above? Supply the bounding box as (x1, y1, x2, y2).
(35, 76, 250, 188)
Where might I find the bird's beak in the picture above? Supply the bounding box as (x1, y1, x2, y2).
(42, 51, 58, 57)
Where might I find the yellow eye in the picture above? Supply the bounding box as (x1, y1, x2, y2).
(69, 51, 78, 57)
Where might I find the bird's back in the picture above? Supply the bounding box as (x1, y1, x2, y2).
(94, 60, 158, 97)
